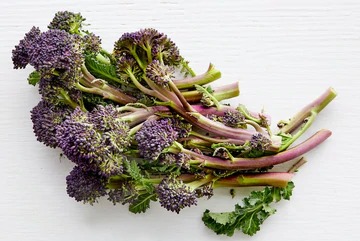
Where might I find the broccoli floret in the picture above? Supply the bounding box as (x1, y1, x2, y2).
(12, 26, 41, 69)
(48, 11, 85, 34)
(146, 60, 175, 87)
(135, 118, 180, 160)
(156, 174, 213, 213)
(30, 100, 72, 148)
(38, 75, 82, 108)
(156, 175, 198, 213)
(66, 165, 107, 205)
(28, 29, 83, 74)
(56, 106, 131, 176)
(250, 133, 271, 152)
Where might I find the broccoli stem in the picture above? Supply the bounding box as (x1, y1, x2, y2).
(279, 87, 337, 134)
(182, 82, 239, 103)
(198, 129, 331, 170)
(186, 174, 213, 191)
(213, 172, 294, 188)
(188, 131, 248, 146)
(95, 52, 111, 65)
(173, 63, 221, 89)
(58, 89, 85, 111)
(80, 65, 136, 104)
(119, 108, 164, 126)
(188, 112, 257, 142)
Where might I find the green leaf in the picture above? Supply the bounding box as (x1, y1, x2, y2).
(241, 212, 261, 236)
(125, 160, 143, 182)
(85, 54, 123, 84)
(280, 181, 295, 200)
(202, 182, 295, 237)
(207, 212, 234, 225)
(202, 210, 237, 236)
(128, 193, 156, 214)
(27, 71, 40, 86)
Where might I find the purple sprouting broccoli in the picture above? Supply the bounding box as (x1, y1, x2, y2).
(12, 27, 41, 69)
(220, 110, 246, 128)
(48, 11, 85, 34)
(38, 75, 82, 108)
(156, 175, 213, 213)
(30, 100, 72, 148)
(115, 54, 143, 84)
(66, 165, 107, 205)
(83, 32, 102, 54)
(158, 153, 191, 170)
(146, 60, 175, 87)
(56, 107, 107, 168)
(56, 105, 131, 176)
(90, 105, 131, 153)
(135, 118, 181, 160)
(156, 176, 197, 213)
(14, 29, 83, 74)
(113, 28, 181, 71)
(250, 133, 271, 152)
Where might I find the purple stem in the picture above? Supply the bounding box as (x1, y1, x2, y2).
(214, 172, 294, 188)
(279, 87, 337, 134)
(186, 129, 331, 170)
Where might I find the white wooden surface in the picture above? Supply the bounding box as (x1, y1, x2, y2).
(1, 0, 359, 240)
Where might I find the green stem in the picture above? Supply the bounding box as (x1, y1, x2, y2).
(80, 65, 136, 104)
(95, 53, 111, 65)
(279, 110, 317, 151)
(130, 49, 146, 71)
(182, 82, 239, 103)
(213, 172, 294, 188)
(58, 89, 85, 111)
(279, 87, 337, 134)
(173, 63, 221, 89)
(187, 174, 213, 191)
(180, 59, 196, 77)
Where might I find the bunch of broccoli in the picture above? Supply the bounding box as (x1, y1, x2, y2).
(12, 11, 336, 236)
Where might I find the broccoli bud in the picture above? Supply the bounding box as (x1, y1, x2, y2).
(48, 11, 85, 34)
(156, 175, 198, 213)
(66, 165, 107, 205)
(30, 100, 72, 148)
(135, 118, 180, 160)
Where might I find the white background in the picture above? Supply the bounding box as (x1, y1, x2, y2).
(1, 0, 359, 240)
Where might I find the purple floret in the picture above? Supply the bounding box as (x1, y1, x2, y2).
(152, 33, 181, 66)
(66, 165, 107, 205)
(12, 26, 41, 69)
(115, 54, 142, 83)
(27, 29, 83, 73)
(114, 28, 181, 66)
(90, 105, 131, 152)
(56, 107, 108, 169)
(89, 104, 123, 130)
(30, 100, 72, 148)
(156, 176, 197, 213)
(135, 118, 180, 160)
(221, 110, 246, 128)
(83, 33, 102, 54)
(56, 106, 130, 176)
(251, 133, 271, 152)
(159, 153, 190, 169)
(48, 11, 85, 33)
(38, 75, 82, 106)
(146, 60, 175, 86)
